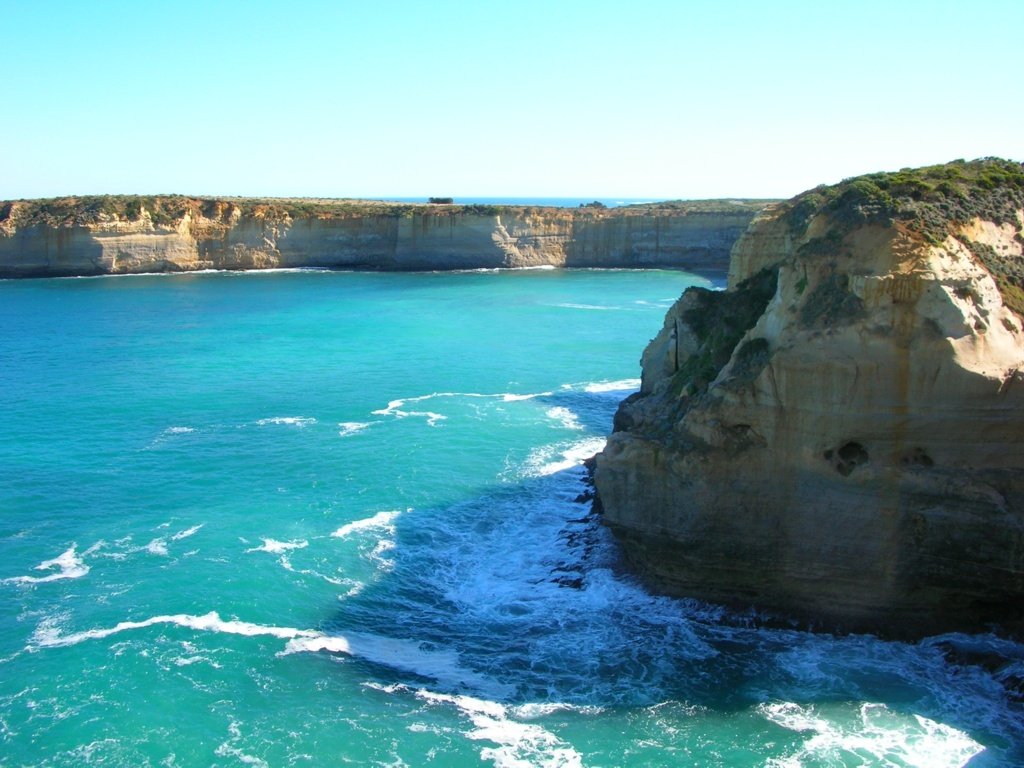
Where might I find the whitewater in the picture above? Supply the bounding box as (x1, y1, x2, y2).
(0, 269, 1020, 766)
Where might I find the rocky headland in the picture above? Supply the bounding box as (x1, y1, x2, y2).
(0, 197, 768, 278)
(594, 158, 1024, 638)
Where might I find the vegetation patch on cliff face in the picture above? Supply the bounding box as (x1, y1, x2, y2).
(670, 267, 778, 398)
(799, 272, 867, 329)
(960, 238, 1024, 318)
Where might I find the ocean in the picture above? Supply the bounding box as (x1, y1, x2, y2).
(0, 268, 1020, 767)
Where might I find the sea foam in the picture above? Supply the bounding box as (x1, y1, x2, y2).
(337, 421, 372, 437)
(3, 546, 90, 585)
(414, 689, 583, 767)
(583, 378, 641, 393)
(245, 539, 309, 555)
(255, 417, 317, 428)
(759, 701, 984, 768)
(331, 510, 403, 539)
(29, 611, 506, 695)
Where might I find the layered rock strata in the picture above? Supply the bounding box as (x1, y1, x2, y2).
(595, 159, 1024, 637)
(0, 198, 766, 278)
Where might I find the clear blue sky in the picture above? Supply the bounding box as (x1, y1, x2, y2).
(1, 0, 1021, 200)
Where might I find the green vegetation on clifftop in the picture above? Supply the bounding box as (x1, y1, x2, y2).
(0, 195, 772, 231)
(783, 158, 1024, 316)
(784, 158, 1024, 240)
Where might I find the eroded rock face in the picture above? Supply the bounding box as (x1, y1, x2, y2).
(0, 200, 762, 277)
(595, 161, 1024, 637)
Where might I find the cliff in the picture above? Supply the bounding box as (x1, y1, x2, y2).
(0, 197, 767, 278)
(594, 158, 1024, 638)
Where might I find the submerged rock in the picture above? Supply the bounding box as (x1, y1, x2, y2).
(595, 158, 1024, 638)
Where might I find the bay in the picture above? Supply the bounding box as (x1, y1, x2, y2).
(0, 269, 1019, 766)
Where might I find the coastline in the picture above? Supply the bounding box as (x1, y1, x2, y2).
(0, 196, 771, 279)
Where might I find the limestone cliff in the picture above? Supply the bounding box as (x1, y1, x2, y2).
(0, 197, 765, 278)
(595, 158, 1024, 638)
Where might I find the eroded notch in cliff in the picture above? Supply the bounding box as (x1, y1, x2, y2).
(824, 441, 870, 476)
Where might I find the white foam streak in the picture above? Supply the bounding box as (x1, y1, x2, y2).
(289, 634, 510, 696)
(171, 524, 203, 541)
(30, 611, 320, 650)
(583, 378, 641, 393)
(331, 510, 403, 539)
(255, 417, 317, 428)
(145, 539, 169, 556)
(371, 390, 555, 425)
(524, 438, 607, 477)
(3, 546, 90, 584)
(545, 407, 583, 431)
(27, 610, 507, 696)
(552, 303, 623, 311)
(245, 539, 309, 555)
(501, 392, 548, 402)
(337, 421, 371, 437)
(415, 690, 583, 767)
(760, 701, 985, 768)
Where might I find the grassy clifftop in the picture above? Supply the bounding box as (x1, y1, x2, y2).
(784, 157, 1024, 239)
(781, 157, 1024, 314)
(0, 195, 771, 230)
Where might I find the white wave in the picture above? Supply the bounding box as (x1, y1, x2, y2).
(27, 609, 507, 695)
(545, 407, 583, 431)
(371, 399, 447, 427)
(551, 302, 624, 311)
(372, 390, 556, 426)
(523, 437, 607, 477)
(286, 635, 510, 696)
(760, 701, 984, 768)
(583, 378, 641, 393)
(29, 611, 321, 651)
(449, 265, 557, 274)
(255, 417, 317, 428)
(331, 509, 403, 539)
(415, 689, 583, 767)
(501, 392, 549, 402)
(337, 421, 372, 437)
(3, 546, 90, 585)
(512, 702, 604, 719)
(165, 426, 195, 435)
(145, 539, 169, 556)
(171, 524, 204, 541)
(245, 538, 308, 555)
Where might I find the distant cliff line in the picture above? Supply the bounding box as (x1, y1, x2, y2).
(0, 196, 772, 278)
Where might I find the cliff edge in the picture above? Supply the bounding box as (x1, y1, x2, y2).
(594, 158, 1024, 638)
(0, 197, 767, 278)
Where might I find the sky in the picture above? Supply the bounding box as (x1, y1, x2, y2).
(1, 0, 1021, 201)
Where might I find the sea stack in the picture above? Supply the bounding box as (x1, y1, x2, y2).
(594, 158, 1024, 638)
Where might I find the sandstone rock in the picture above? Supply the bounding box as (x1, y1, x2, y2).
(595, 159, 1024, 638)
(0, 198, 765, 277)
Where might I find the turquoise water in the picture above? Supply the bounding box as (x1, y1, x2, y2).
(0, 268, 1021, 767)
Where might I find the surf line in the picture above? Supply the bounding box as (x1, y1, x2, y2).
(28, 611, 509, 694)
